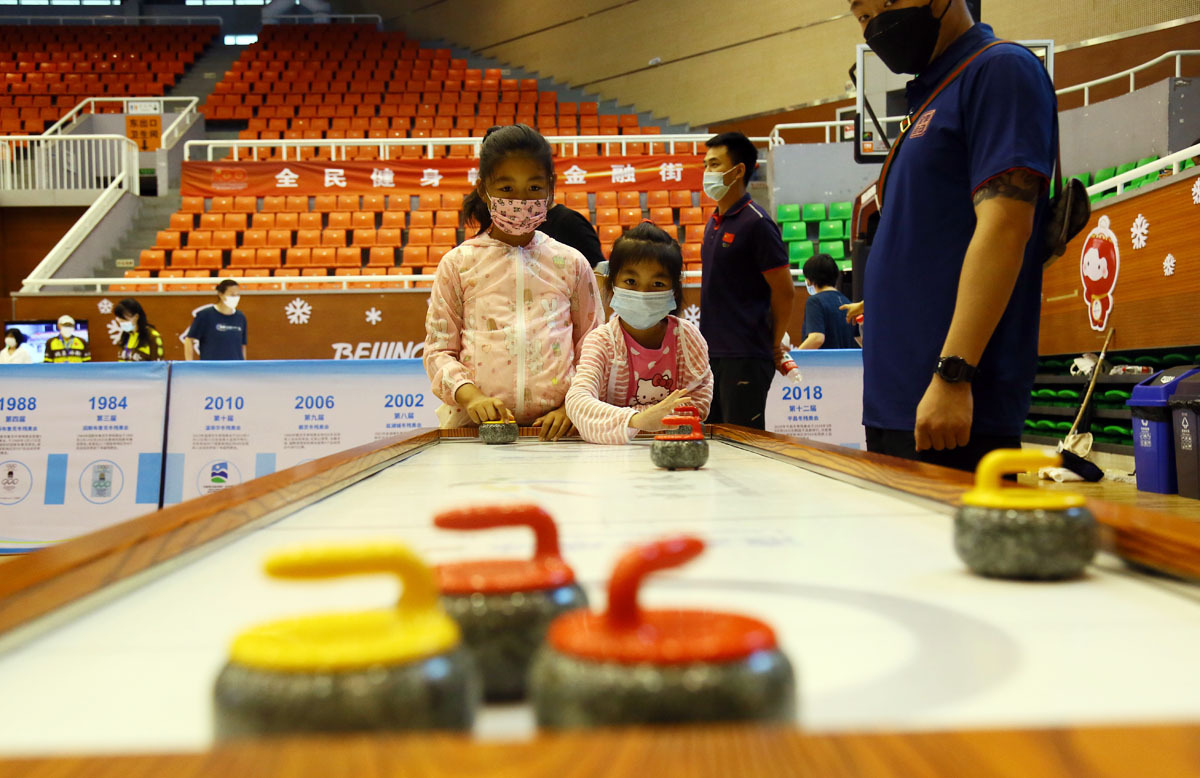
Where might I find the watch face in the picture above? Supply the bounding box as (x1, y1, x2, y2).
(939, 357, 968, 381)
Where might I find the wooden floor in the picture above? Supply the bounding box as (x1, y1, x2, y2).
(1020, 475, 1200, 521)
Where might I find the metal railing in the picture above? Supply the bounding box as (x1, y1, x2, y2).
(0, 134, 139, 195)
(1085, 142, 1200, 198)
(767, 117, 907, 146)
(1058, 50, 1200, 106)
(184, 133, 774, 162)
(41, 96, 201, 150)
(1, 15, 223, 27)
(20, 169, 132, 294)
(264, 14, 383, 28)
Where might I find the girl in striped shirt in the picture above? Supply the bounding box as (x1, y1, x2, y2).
(566, 222, 713, 444)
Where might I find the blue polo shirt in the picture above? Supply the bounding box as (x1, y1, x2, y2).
(863, 24, 1057, 437)
(699, 194, 790, 360)
(186, 305, 247, 361)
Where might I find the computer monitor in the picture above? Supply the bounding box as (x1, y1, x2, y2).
(3, 320, 89, 364)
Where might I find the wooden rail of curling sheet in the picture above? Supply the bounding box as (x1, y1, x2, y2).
(1, 425, 1199, 778)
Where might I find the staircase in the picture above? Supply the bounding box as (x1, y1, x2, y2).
(94, 194, 182, 274)
(168, 44, 245, 107)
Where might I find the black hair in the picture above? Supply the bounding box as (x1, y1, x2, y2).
(216, 278, 240, 295)
(113, 298, 159, 358)
(705, 131, 758, 186)
(802, 253, 840, 289)
(462, 124, 555, 236)
(606, 222, 684, 314)
(4, 327, 23, 346)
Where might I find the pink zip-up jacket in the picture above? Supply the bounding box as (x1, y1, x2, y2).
(424, 231, 603, 426)
(565, 315, 713, 445)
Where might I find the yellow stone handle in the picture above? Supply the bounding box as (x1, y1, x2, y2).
(962, 449, 1086, 510)
(265, 543, 440, 615)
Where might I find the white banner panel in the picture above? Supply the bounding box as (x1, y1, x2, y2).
(163, 359, 438, 504)
(766, 349, 865, 449)
(0, 363, 169, 553)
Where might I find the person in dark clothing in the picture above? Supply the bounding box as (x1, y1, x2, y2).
(798, 254, 858, 350)
(538, 203, 605, 268)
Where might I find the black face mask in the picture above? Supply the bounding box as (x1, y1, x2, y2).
(864, 0, 951, 76)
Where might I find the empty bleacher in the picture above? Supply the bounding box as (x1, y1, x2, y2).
(0, 24, 217, 135)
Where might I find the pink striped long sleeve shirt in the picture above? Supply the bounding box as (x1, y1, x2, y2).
(566, 315, 713, 445)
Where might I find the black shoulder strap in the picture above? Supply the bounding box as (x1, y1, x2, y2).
(876, 40, 1009, 210)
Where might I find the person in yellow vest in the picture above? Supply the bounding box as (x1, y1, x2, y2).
(44, 315, 90, 363)
(113, 299, 163, 362)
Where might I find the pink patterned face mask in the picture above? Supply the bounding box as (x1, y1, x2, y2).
(486, 193, 550, 235)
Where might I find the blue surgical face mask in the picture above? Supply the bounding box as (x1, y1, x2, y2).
(610, 287, 676, 330)
(805, 283, 818, 296)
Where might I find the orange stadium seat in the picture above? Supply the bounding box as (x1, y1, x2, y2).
(321, 229, 347, 247)
(595, 191, 617, 207)
(649, 207, 673, 225)
(618, 191, 640, 207)
(299, 212, 322, 230)
(403, 246, 428, 265)
(286, 248, 311, 266)
(198, 213, 223, 230)
(381, 211, 406, 229)
(670, 190, 694, 208)
(408, 210, 433, 228)
(678, 207, 705, 225)
(368, 247, 395, 266)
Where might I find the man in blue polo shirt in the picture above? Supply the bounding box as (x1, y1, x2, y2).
(700, 131, 795, 429)
(185, 279, 248, 361)
(848, 0, 1057, 471)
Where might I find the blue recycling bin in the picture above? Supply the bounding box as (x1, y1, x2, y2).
(1126, 366, 1200, 494)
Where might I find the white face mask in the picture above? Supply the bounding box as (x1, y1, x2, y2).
(119, 320, 135, 333)
(805, 283, 818, 296)
(610, 288, 676, 330)
(60, 327, 74, 340)
(222, 295, 240, 310)
(4, 338, 15, 349)
(702, 166, 740, 202)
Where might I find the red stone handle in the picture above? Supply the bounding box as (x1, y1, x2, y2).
(673, 404, 700, 417)
(655, 414, 704, 441)
(606, 536, 705, 629)
(433, 504, 561, 561)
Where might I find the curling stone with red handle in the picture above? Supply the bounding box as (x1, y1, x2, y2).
(529, 536, 795, 728)
(434, 504, 588, 700)
(650, 405, 708, 470)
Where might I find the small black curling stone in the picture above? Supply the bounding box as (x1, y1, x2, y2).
(213, 543, 480, 738)
(479, 419, 519, 444)
(434, 504, 588, 701)
(955, 449, 1099, 580)
(529, 536, 795, 729)
(650, 405, 708, 470)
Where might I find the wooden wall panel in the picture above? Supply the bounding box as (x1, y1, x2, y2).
(0, 207, 87, 298)
(1039, 171, 1200, 355)
(12, 284, 822, 362)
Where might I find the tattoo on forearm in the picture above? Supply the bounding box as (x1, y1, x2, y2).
(973, 169, 1042, 205)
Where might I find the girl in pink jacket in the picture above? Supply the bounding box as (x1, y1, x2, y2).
(566, 222, 713, 444)
(424, 124, 602, 440)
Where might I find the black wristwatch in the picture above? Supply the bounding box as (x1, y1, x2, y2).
(935, 355, 977, 383)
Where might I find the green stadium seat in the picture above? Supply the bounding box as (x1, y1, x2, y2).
(801, 203, 826, 222)
(1184, 159, 1196, 170)
(1136, 156, 1159, 168)
(1133, 355, 1161, 367)
(828, 201, 852, 220)
(776, 203, 801, 223)
(844, 220, 854, 239)
(818, 220, 844, 241)
(1115, 161, 1137, 176)
(1162, 353, 1190, 367)
(836, 259, 852, 273)
(781, 222, 806, 242)
(788, 240, 814, 264)
(819, 241, 845, 260)
(1093, 166, 1116, 184)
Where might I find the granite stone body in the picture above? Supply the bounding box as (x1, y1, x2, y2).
(529, 646, 795, 728)
(479, 421, 519, 444)
(650, 439, 709, 470)
(213, 645, 480, 737)
(954, 505, 1099, 580)
(442, 583, 588, 700)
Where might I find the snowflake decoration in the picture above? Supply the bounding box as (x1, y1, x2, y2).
(365, 307, 382, 325)
(284, 297, 312, 325)
(105, 318, 122, 345)
(1192, 178, 1200, 205)
(1164, 254, 1176, 277)
(1130, 214, 1149, 250)
(96, 298, 113, 315)
(681, 304, 701, 327)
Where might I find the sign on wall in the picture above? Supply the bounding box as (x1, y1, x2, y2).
(182, 154, 704, 198)
(0, 363, 169, 552)
(162, 359, 438, 504)
(766, 349, 866, 449)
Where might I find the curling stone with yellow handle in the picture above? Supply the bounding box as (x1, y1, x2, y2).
(213, 543, 480, 738)
(955, 450, 1099, 580)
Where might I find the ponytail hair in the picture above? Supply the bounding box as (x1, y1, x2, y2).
(606, 221, 685, 313)
(113, 298, 155, 353)
(462, 123, 555, 236)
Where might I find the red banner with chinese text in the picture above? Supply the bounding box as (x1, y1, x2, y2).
(181, 155, 703, 198)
